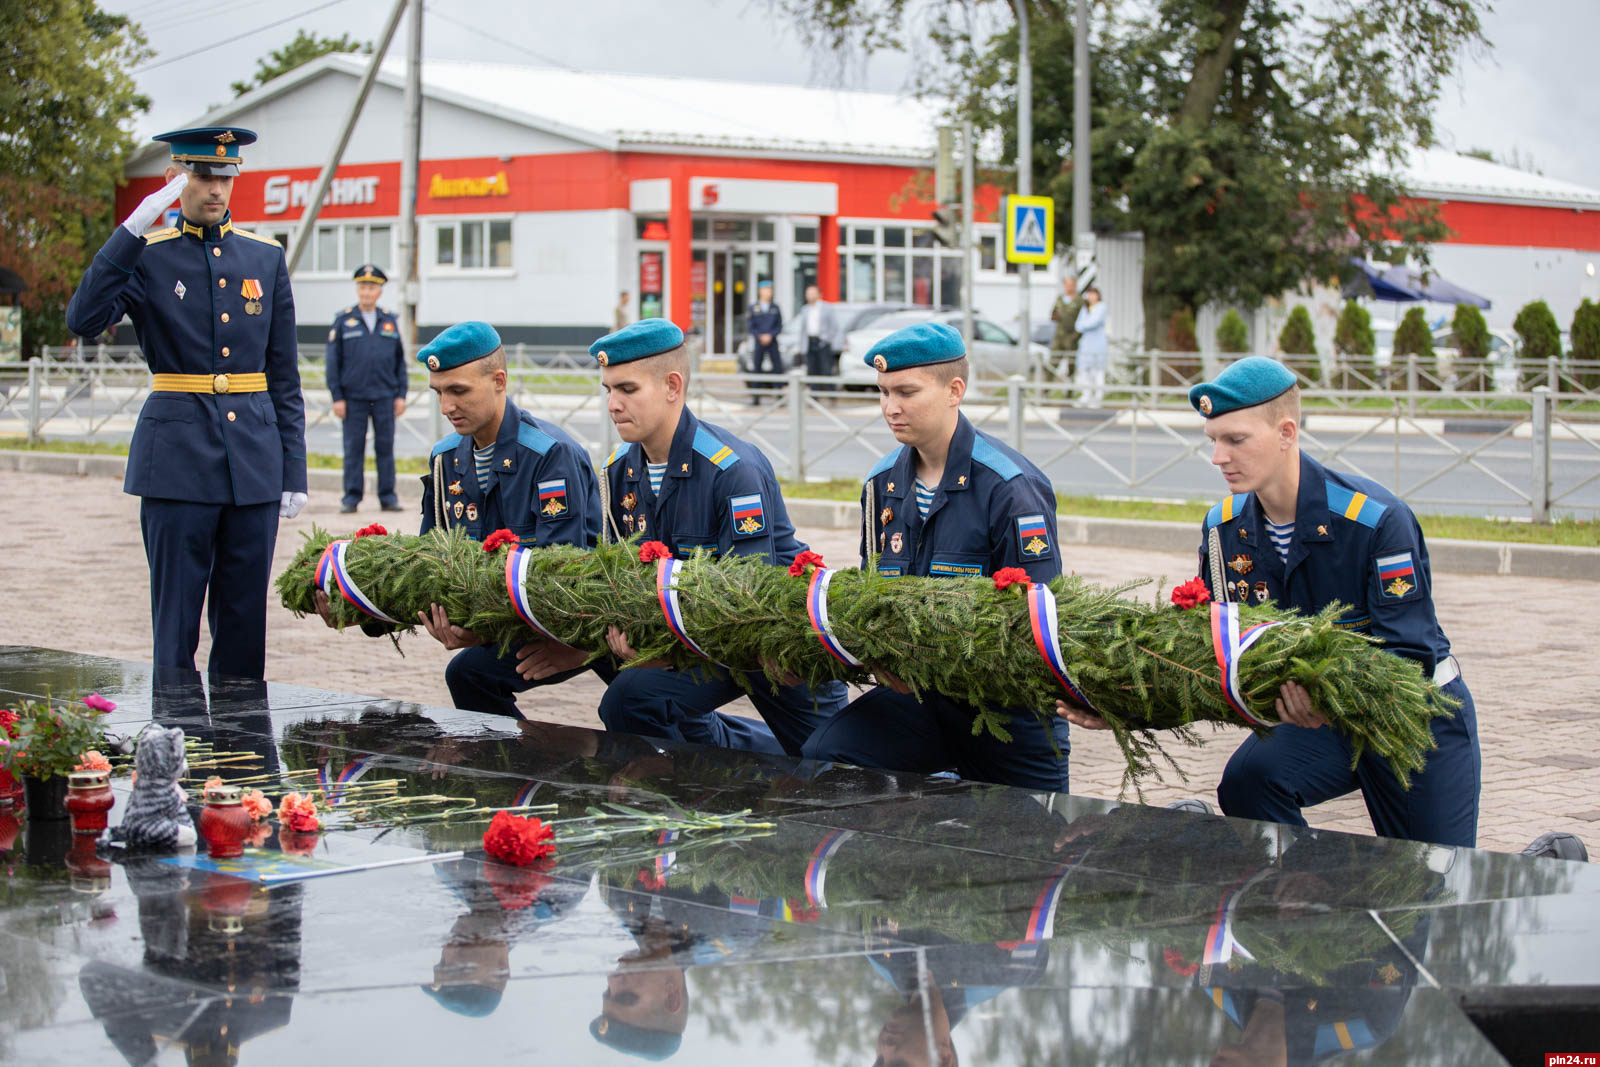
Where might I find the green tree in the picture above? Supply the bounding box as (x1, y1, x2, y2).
(1216, 309, 1248, 353)
(1334, 300, 1376, 357)
(776, 0, 1483, 345)
(1167, 307, 1199, 352)
(1570, 298, 1600, 389)
(1514, 300, 1561, 361)
(1449, 302, 1489, 389)
(1278, 306, 1316, 355)
(230, 29, 372, 97)
(0, 1, 149, 358)
(1393, 306, 1434, 358)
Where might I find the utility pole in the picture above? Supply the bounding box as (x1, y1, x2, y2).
(1011, 0, 1032, 369)
(1072, 0, 1090, 269)
(398, 0, 422, 357)
(285, 0, 407, 274)
(961, 120, 975, 353)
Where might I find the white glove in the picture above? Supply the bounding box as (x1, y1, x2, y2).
(122, 173, 189, 236)
(280, 492, 308, 519)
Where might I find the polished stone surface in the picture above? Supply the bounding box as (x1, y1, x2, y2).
(1, 645, 1593, 1064)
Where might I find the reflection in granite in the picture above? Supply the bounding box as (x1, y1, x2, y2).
(0, 647, 1591, 1063)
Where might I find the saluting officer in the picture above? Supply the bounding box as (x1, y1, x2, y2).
(67, 127, 307, 680)
(326, 264, 407, 513)
(800, 322, 1072, 791)
(1062, 358, 1481, 847)
(587, 318, 847, 756)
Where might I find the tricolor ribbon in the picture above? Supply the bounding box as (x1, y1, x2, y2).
(505, 546, 560, 641)
(995, 847, 1092, 960)
(1026, 584, 1097, 712)
(656, 557, 714, 662)
(317, 539, 400, 625)
(803, 828, 854, 909)
(1209, 602, 1285, 728)
(1200, 869, 1272, 977)
(653, 829, 679, 882)
(805, 568, 863, 667)
(513, 781, 540, 809)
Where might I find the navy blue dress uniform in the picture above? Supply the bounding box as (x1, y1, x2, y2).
(408, 322, 607, 717)
(66, 126, 306, 680)
(800, 323, 1072, 791)
(1190, 358, 1479, 847)
(746, 288, 784, 389)
(589, 319, 847, 756)
(326, 264, 407, 511)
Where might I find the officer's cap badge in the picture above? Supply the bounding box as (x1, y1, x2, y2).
(426, 355, 440, 370)
(596, 351, 609, 367)
(1199, 395, 1213, 415)
(873, 355, 888, 371)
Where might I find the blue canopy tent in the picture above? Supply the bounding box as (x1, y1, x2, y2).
(1346, 259, 1491, 308)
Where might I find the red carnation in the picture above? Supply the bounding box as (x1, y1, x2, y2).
(353, 524, 388, 539)
(482, 810, 556, 866)
(485, 860, 553, 911)
(481, 529, 521, 552)
(0, 709, 19, 739)
(1163, 947, 1200, 977)
(993, 566, 1031, 591)
(1170, 577, 1212, 610)
(638, 541, 673, 563)
(636, 868, 667, 891)
(788, 550, 826, 577)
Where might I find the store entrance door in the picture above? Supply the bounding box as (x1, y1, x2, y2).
(708, 248, 750, 357)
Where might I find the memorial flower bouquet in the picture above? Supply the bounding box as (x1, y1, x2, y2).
(0, 694, 114, 782)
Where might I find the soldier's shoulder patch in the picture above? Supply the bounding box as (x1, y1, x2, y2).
(1206, 493, 1250, 528)
(431, 432, 463, 457)
(1326, 483, 1388, 529)
(537, 478, 568, 517)
(1016, 513, 1053, 558)
(1376, 550, 1417, 599)
(604, 442, 629, 468)
(970, 434, 1023, 481)
(729, 493, 766, 537)
(691, 426, 739, 470)
(868, 446, 903, 480)
(231, 226, 282, 247)
(142, 227, 181, 246)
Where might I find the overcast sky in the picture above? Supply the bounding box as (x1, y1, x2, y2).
(107, 0, 1598, 187)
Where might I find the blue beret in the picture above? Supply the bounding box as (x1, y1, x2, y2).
(590, 1015, 682, 1060)
(590, 318, 684, 367)
(863, 321, 965, 372)
(153, 126, 255, 177)
(420, 983, 502, 1017)
(1189, 357, 1297, 417)
(418, 321, 501, 371)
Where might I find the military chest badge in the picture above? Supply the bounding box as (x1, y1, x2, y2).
(346, 317, 358, 327)
(621, 493, 637, 511)
(1253, 581, 1270, 603)
(381, 322, 396, 335)
(539, 479, 568, 516)
(880, 506, 893, 527)
(1377, 552, 1416, 599)
(957, 475, 967, 486)
(637, 517, 646, 534)
(240, 278, 264, 315)
(453, 501, 464, 519)
(889, 531, 903, 554)
(173, 280, 186, 300)
(623, 514, 636, 534)
(466, 503, 478, 522)
(1317, 525, 1329, 536)
(448, 480, 463, 496)
(886, 482, 895, 493)
(1227, 554, 1253, 576)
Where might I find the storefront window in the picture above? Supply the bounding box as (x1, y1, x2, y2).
(757, 220, 776, 242)
(792, 252, 816, 310)
(911, 255, 934, 306)
(851, 254, 877, 301)
(712, 218, 752, 242)
(911, 228, 935, 249)
(460, 221, 484, 268)
(343, 227, 364, 271)
(315, 226, 338, 272)
(435, 225, 455, 266)
(793, 224, 818, 245)
(636, 216, 669, 240)
(431, 219, 514, 271)
(978, 234, 998, 271)
(883, 227, 906, 248)
(939, 256, 963, 309)
(692, 218, 708, 241)
(489, 220, 513, 268)
(852, 227, 876, 246)
(883, 255, 907, 302)
(367, 225, 392, 271)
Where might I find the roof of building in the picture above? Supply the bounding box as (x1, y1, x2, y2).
(134, 54, 1600, 208)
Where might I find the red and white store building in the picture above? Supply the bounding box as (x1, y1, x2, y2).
(118, 53, 1600, 354)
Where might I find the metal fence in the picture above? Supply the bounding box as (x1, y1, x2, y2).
(6, 353, 1599, 522)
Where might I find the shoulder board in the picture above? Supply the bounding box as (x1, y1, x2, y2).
(516, 420, 555, 456)
(343, 306, 354, 314)
(1206, 493, 1249, 528)
(1325, 482, 1388, 528)
(867, 446, 903, 479)
(691, 426, 739, 470)
(604, 443, 629, 468)
(431, 432, 463, 458)
(970, 435, 1022, 481)
(142, 227, 181, 246)
(230, 226, 282, 247)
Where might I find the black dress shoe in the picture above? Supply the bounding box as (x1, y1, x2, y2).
(340, 502, 358, 514)
(380, 502, 405, 512)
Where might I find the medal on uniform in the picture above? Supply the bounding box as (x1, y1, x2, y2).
(886, 482, 895, 492)
(1253, 581, 1269, 603)
(880, 506, 893, 526)
(240, 278, 263, 315)
(453, 501, 464, 519)
(466, 503, 478, 522)
(878, 531, 886, 552)
(174, 280, 186, 300)
(889, 531, 903, 554)
(448, 480, 463, 496)
(623, 514, 635, 534)
(681, 463, 689, 473)
(637, 517, 646, 534)
(1227, 554, 1253, 576)
(1317, 524, 1328, 536)
(957, 475, 966, 486)
(622, 493, 637, 511)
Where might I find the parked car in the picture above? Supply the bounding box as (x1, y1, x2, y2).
(837, 309, 1050, 390)
(1432, 326, 1519, 391)
(734, 302, 927, 376)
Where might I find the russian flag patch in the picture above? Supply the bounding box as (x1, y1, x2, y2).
(730, 493, 766, 537)
(538, 478, 567, 517)
(1376, 551, 1416, 598)
(1016, 513, 1052, 557)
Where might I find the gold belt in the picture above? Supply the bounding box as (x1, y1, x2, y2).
(150, 372, 268, 394)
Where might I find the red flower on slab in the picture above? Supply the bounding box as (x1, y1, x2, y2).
(276, 791, 321, 833)
(481, 529, 520, 553)
(485, 859, 553, 910)
(638, 541, 673, 563)
(242, 789, 272, 821)
(353, 523, 389, 538)
(482, 810, 556, 866)
(83, 693, 116, 714)
(993, 567, 1031, 591)
(1170, 577, 1212, 610)
(787, 550, 825, 577)
(75, 750, 111, 772)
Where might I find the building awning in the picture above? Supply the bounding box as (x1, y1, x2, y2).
(1346, 260, 1491, 308)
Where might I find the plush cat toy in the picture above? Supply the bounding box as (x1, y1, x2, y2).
(111, 724, 197, 850)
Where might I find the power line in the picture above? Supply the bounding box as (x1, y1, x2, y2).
(132, 0, 352, 74)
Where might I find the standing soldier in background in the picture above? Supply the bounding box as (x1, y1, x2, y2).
(66, 127, 307, 680)
(326, 264, 407, 514)
(746, 281, 783, 403)
(1048, 274, 1083, 380)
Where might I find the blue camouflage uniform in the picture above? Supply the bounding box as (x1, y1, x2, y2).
(589, 318, 847, 756)
(1190, 358, 1479, 847)
(408, 323, 606, 717)
(326, 264, 407, 510)
(800, 323, 1072, 791)
(65, 127, 306, 679)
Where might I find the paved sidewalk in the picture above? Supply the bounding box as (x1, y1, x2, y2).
(4, 469, 1594, 856)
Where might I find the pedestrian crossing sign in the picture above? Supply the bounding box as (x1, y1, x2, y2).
(1004, 195, 1054, 265)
